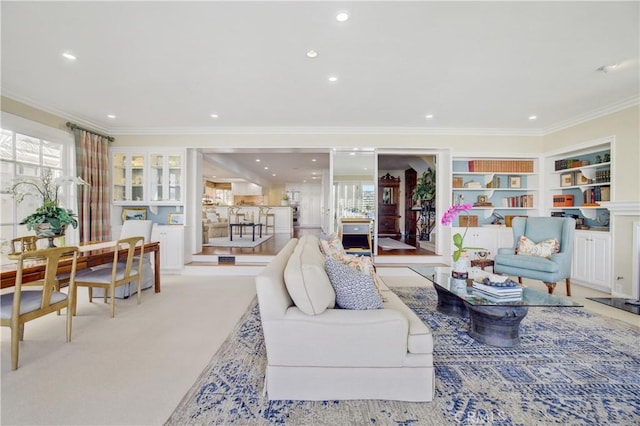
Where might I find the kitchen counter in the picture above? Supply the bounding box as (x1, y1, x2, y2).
(209, 205, 293, 234)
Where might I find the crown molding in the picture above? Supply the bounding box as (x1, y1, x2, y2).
(542, 95, 640, 135)
(107, 126, 545, 136)
(3, 93, 637, 138)
(1, 90, 111, 134)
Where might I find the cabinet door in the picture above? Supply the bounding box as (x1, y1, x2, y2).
(149, 153, 183, 203)
(152, 225, 184, 271)
(572, 233, 591, 283)
(112, 151, 145, 204)
(589, 233, 611, 288)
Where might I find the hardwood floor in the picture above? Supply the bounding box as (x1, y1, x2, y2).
(198, 228, 435, 258)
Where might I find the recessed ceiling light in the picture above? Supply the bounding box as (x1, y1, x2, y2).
(328, 76, 338, 83)
(306, 50, 318, 58)
(597, 63, 619, 73)
(255, 159, 261, 162)
(425, 114, 434, 119)
(528, 115, 537, 120)
(311, 158, 317, 162)
(272, 173, 276, 177)
(336, 12, 349, 22)
(107, 114, 116, 119)
(264, 166, 269, 170)
(210, 113, 219, 118)
(62, 52, 76, 61)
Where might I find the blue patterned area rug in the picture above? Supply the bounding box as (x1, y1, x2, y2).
(165, 287, 640, 425)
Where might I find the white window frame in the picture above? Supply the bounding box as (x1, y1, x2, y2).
(1, 112, 78, 246)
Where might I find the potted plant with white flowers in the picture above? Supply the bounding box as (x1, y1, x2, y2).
(11, 169, 88, 247)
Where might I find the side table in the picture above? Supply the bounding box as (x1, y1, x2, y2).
(470, 258, 495, 271)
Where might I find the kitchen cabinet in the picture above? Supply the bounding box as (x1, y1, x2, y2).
(572, 230, 611, 291)
(151, 225, 184, 272)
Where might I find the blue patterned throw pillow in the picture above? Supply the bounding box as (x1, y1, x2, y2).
(324, 257, 383, 310)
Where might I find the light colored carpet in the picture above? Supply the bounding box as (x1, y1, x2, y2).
(166, 286, 640, 425)
(204, 235, 272, 248)
(378, 237, 416, 250)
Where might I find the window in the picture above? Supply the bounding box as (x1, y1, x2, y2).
(0, 114, 74, 250)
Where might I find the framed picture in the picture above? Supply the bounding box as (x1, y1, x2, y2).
(477, 195, 488, 203)
(560, 173, 574, 187)
(574, 171, 590, 185)
(168, 212, 185, 225)
(122, 207, 147, 222)
(508, 176, 521, 188)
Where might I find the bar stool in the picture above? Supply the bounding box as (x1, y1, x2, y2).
(228, 207, 247, 234)
(259, 207, 275, 235)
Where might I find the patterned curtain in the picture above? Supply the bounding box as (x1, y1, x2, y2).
(74, 130, 111, 242)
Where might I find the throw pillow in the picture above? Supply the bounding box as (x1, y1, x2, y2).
(319, 234, 345, 258)
(516, 236, 559, 259)
(324, 257, 383, 310)
(206, 213, 218, 223)
(336, 254, 387, 301)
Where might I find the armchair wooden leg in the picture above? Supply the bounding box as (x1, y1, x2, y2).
(518, 277, 522, 284)
(565, 278, 571, 297)
(544, 282, 556, 294)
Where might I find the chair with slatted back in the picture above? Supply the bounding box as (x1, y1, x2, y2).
(73, 236, 144, 318)
(0, 246, 79, 370)
(90, 220, 154, 299)
(9, 236, 40, 258)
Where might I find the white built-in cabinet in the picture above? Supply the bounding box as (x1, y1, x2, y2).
(572, 230, 611, 291)
(111, 148, 185, 206)
(451, 226, 513, 258)
(151, 225, 185, 272)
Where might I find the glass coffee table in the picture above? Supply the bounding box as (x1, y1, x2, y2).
(410, 266, 583, 347)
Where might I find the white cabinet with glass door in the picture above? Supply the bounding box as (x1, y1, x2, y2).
(112, 150, 146, 205)
(111, 149, 184, 205)
(149, 152, 184, 204)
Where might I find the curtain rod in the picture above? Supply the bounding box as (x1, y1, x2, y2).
(65, 122, 115, 142)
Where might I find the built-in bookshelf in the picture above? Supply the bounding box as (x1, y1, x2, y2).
(545, 139, 612, 229)
(451, 156, 540, 227)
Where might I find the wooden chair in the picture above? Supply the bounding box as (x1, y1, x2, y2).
(9, 236, 40, 257)
(0, 246, 79, 370)
(73, 236, 144, 318)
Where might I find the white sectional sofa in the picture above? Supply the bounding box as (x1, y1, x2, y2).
(255, 234, 434, 402)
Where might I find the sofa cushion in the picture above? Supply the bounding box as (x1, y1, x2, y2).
(325, 257, 383, 310)
(516, 236, 559, 259)
(494, 253, 560, 273)
(284, 238, 336, 315)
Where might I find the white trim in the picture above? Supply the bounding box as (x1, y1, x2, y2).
(5, 94, 637, 137)
(1, 112, 73, 144)
(632, 221, 640, 300)
(543, 96, 640, 135)
(598, 202, 640, 216)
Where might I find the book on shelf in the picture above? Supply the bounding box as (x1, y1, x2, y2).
(502, 194, 534, 208)
(467, 159, 534, 173)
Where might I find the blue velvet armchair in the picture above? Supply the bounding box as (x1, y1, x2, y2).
(494, 217, 575, 295)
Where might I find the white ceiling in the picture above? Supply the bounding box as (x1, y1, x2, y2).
(2, 1, 639, 184)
